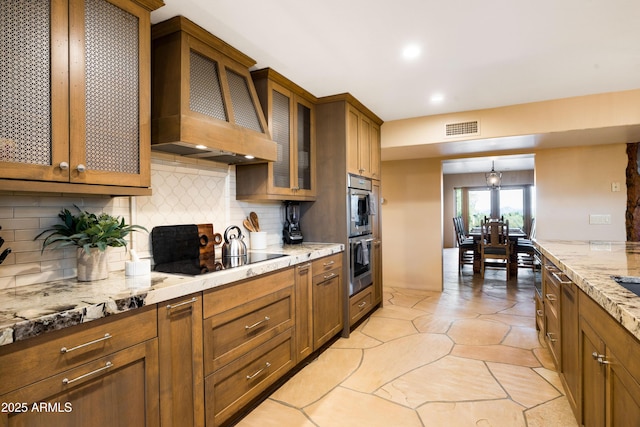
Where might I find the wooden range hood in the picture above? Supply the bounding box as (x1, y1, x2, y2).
(151, 16, 277, 164)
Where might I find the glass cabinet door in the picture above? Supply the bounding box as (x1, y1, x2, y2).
(270, 87, 292, 191)
(295, 100, 312, 192)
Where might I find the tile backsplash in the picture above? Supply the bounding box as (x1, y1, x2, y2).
(0, 153, 284, 291)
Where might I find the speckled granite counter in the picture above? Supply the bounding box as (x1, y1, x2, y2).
(0, 243, 344, 346)
(535, 240, 640, 341)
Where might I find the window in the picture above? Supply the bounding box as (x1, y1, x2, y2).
(500, 188, 524, 228)
(468, 189, 491, 228)
(457, 185, 534, 233)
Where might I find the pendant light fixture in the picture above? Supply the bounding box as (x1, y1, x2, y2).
(486, 161, 502, 189)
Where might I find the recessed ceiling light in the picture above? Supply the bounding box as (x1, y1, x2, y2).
(195, 144, 207, 150)
(430, 93, 444, 103)
(244, 154, 255, 160)
(402, 44, 421, 60)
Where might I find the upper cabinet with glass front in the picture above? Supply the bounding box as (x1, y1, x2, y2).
(236, 68, 317, 201)
(0, 0, 163, 195)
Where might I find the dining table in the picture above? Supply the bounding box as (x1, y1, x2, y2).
(468, 226, 527, 277)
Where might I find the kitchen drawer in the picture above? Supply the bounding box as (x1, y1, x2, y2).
(205, 329, 295, 426)
(349, 286, 374, 326)
(535, 292, 544, 332)
(312, 266, 341, 286)
(203, 268, 294, 318)
(312, 253, 342, 274)
(544, 308, 561, 368)
(0, 306, 157, 395)
(0, 338, 159, 427)
(204, 286, 294, 374)
(543, 266, 561, 318)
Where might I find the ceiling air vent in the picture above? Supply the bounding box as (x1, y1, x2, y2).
(445, 120, 479, 137)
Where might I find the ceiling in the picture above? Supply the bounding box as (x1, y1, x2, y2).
(150, 0, 640, 166)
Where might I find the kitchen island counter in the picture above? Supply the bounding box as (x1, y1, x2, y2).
(0, 243, 343, 346)
(535, 239, 640, 341)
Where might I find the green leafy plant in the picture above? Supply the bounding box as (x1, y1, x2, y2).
(35, 206, 147, 255)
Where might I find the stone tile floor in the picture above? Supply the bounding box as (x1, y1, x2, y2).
(237, 249, 578, 426)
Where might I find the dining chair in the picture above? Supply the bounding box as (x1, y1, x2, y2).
(453, 217, 475, 271)
(517, 218, 536, 271)
(480, 219, 511, 279)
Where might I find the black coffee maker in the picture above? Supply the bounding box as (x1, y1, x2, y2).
(283, 201, 303, 244)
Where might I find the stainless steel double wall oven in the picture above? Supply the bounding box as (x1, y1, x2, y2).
(348, 174, 374, 296)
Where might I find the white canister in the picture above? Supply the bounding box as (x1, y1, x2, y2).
(250, 231, 267, 249)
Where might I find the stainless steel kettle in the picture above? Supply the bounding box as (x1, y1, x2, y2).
(222, 225, 247, 258)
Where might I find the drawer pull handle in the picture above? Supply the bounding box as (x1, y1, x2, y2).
(358, 301, 367, 309)
(551, 271, 572, 285)
(62, 361, 112, 385)
(245, 316, 270, 330)
(546, 332, 557, 343)
(246, 362, 271, 380)
(166, 297, 198, 310)
(323, 273, 336, 280)
(536, 309, 543, 317)
(61, 333, 112, 354)
(592, 352, 610, 365)
(297, 263, 311, 271)
(323, 260, 335, 267)
(545, 293, 557, 302)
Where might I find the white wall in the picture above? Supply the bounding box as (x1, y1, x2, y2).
(381, 158, 443, 291)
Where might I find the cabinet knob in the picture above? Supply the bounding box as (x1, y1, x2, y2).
(76, 164, 87, 173)
(59, 162, 69, 170)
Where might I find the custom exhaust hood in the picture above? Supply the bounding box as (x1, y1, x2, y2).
(151, 16, 277, 164)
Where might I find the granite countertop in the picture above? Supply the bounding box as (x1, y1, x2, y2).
(0, 243, 344, 347)
(535, 239, 640, 341)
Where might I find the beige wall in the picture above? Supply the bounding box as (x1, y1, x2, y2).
(382, 143, 627, 291)
(535, 143, 626, 241)
(381, 158, 443, 291)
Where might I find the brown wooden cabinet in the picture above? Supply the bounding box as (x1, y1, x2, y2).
(294, 262, 313, 363)
(347, 104, 380, 179)
(0, 0, 161, 196)
(312, 254, 343, 349)
(158, 293, 205, 427)
(560, 279, 579, 418)
(349, 286, 374, 326)
(202, 268, 296, 426)
(0, 306, 159, 427)
(579, 290, 640, 427)
(542, 264, 562, 367)
(346, 103, 381, 179)
(236, 68, 316, 201)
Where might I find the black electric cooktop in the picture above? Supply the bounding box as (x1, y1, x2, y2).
(154, 252, 287, 276)
(220, 253, 286, 270)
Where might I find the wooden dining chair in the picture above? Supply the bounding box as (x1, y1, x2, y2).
(517, 218, 536, 271)
(453, 217, 475, 271)
(480, 219, 511, 279)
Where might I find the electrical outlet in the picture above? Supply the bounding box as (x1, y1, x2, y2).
(589, 214, 611, 225)
(612, 182, 621, 192)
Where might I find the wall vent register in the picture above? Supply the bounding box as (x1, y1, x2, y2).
(445, 120, 479, 137)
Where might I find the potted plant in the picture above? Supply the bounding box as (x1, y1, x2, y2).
(35, 206, 147, 281)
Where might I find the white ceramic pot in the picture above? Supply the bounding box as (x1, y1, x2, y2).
(77, 247, 109, 281)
